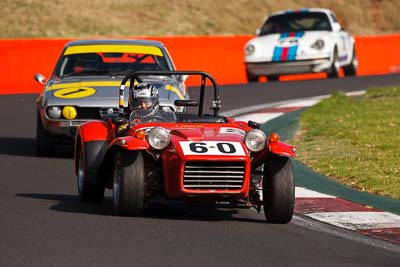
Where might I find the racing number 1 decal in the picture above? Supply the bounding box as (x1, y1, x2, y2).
(54, 87, 96, 99)
(180, 141, 246, 156)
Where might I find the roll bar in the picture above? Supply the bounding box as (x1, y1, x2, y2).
(118, 70, 221, 117)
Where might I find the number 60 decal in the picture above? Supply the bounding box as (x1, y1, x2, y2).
(180, 141, 246, 156)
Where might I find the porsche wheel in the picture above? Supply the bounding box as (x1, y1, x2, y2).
(327, 48, 340, 78)
(113, 150, 145, 216)
(262, 155, 295, 223)
(343, 47, 358, 76)
(77, 143, 105, 203)
(36, 112, 54, 156)
(246, 69, 259, 83)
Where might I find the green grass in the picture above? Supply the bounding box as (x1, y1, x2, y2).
(291, 87, 400, 199)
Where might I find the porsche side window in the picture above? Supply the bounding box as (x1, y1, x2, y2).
(330, 13, 338, 23)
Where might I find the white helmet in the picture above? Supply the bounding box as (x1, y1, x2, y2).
(129, 83, 159, 111)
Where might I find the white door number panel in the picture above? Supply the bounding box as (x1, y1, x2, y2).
(180, 141, 246, 156)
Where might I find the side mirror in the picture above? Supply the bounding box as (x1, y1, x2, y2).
(248, 120, 260, 129)
(34, 73, 46, 84)
(332, 23, 341, 32)
(256, 29, 261, 36)
(174, 99, 199, 107)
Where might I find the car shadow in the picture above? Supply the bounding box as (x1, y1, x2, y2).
(15, 192, 266, 223)
(16, 193, 115, 216)
(0, 137, 73, 158)
(0, 137, 37, 157)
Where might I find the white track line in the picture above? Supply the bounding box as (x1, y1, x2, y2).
(295, 187, 336, 198)
(307, 211, 400, 230)
(275, 99, 321, 108)
(234, 113, 283, 124)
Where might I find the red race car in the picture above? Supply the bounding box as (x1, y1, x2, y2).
(74, 71, 296, 223)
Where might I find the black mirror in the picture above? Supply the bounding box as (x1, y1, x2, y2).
(248, 120, 260, 129)
(174, 100, 199, 107)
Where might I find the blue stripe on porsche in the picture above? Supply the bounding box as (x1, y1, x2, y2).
(273, 32, 305, 61)
(272, 47, 283, 61)
(287, 31, 305, 61)
(285, 8, 309, 14)
(273, 32, 290, 61)
(280, 32, 290, 39)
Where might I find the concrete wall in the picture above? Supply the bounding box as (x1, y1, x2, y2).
(1, 34, 399, 94)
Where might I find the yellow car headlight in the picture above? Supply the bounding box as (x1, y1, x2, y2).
(62, 106, 77, 120)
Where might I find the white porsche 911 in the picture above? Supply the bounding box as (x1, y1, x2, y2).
(244, 8, 358, 82)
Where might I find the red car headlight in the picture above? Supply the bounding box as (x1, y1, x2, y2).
(147, 127, 170, 150)
(244, 129, 266, 152)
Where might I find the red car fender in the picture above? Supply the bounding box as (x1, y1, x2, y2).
(77, 120, 112, 143)
(74, 121, 112, 177)
(94, 136, 149, 185)
(109, 136, 149, 150)
(269, 141, 296, 157)
(251, 141, 296, 169)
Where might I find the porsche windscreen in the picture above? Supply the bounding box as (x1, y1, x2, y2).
(259, 12, 332, 35)
(54, 45, 173, 78)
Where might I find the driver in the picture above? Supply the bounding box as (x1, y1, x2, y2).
(128, 82, 176, 122)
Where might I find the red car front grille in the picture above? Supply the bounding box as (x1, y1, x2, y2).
(183, 161, 245, 190)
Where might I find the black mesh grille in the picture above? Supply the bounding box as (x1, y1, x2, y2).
(183, 161, 245, 190)
(75, 107, 101, 119)
(75, 107, 118, 120)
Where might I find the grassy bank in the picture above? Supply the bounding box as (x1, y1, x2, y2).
(1, 0, 399, 38)
(291, 86, 400, 199)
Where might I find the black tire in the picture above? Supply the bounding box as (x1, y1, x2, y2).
(76, 143, 105, 203)
(267, 75, 279, 82)
(113, 150, 145, 216)
(36, 111, 54, 156)
(246, 69, 259, 82)
(343, 47, 357, 76)
(263, 155, 295, 223)
(327, 48, 340, 78)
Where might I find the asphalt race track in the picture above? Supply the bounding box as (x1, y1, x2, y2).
(1, 74, 400, 266)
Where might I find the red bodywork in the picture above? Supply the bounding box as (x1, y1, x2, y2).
(76, 118, 296, 201)
(74, 70, 297, 222)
